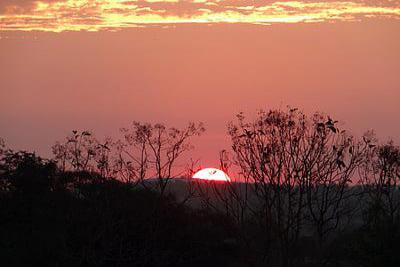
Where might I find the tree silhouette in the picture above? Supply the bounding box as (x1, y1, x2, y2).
(226, 108, 368, 265)
(1, 109, 400, 267)
(117, 121, 205, 194)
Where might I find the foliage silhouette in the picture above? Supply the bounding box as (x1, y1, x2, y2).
(1, 111, 400, 267)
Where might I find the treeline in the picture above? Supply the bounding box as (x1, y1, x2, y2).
(0, 108, 399, 266)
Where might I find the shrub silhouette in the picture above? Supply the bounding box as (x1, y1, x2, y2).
(0, 151, 242, 267)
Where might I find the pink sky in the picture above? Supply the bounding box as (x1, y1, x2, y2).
(1, 1, 400, 167)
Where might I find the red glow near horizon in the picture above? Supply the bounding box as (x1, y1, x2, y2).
(192, 168, 231, 182)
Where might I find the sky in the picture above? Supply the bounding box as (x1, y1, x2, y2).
(0, 0, 400, 168)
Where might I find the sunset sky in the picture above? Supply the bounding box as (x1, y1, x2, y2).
(1, 0, 399, 167)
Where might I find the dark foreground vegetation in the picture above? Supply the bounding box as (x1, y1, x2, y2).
(1, 108, 400, 266)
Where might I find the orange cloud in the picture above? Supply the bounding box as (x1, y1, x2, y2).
(0, 0, 399, 32)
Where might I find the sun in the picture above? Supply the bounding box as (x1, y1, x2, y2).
(192, 168, 231, 182)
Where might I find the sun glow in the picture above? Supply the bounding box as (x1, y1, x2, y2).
(192, 168, 231, 182)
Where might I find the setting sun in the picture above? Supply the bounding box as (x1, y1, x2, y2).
(1, 0, 399, 264)
(192, 168, 231, 182)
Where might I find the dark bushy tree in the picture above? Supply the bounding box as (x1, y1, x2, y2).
(0, 149, 243, 266)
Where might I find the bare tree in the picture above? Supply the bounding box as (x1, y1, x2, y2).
(93, 137, 113, 178)
(116, 121, 205, 194)
(302, 114, 367, 247)
(227, 109, 311, 265)
(115, 122, 150, 184)
(52, 130, 98, 172)
(52, 121, 204, 191)
(226, 108, 365, 265)
(360, 139, 400, 226)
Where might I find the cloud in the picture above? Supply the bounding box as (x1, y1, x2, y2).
(0, 0, 399, 32)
